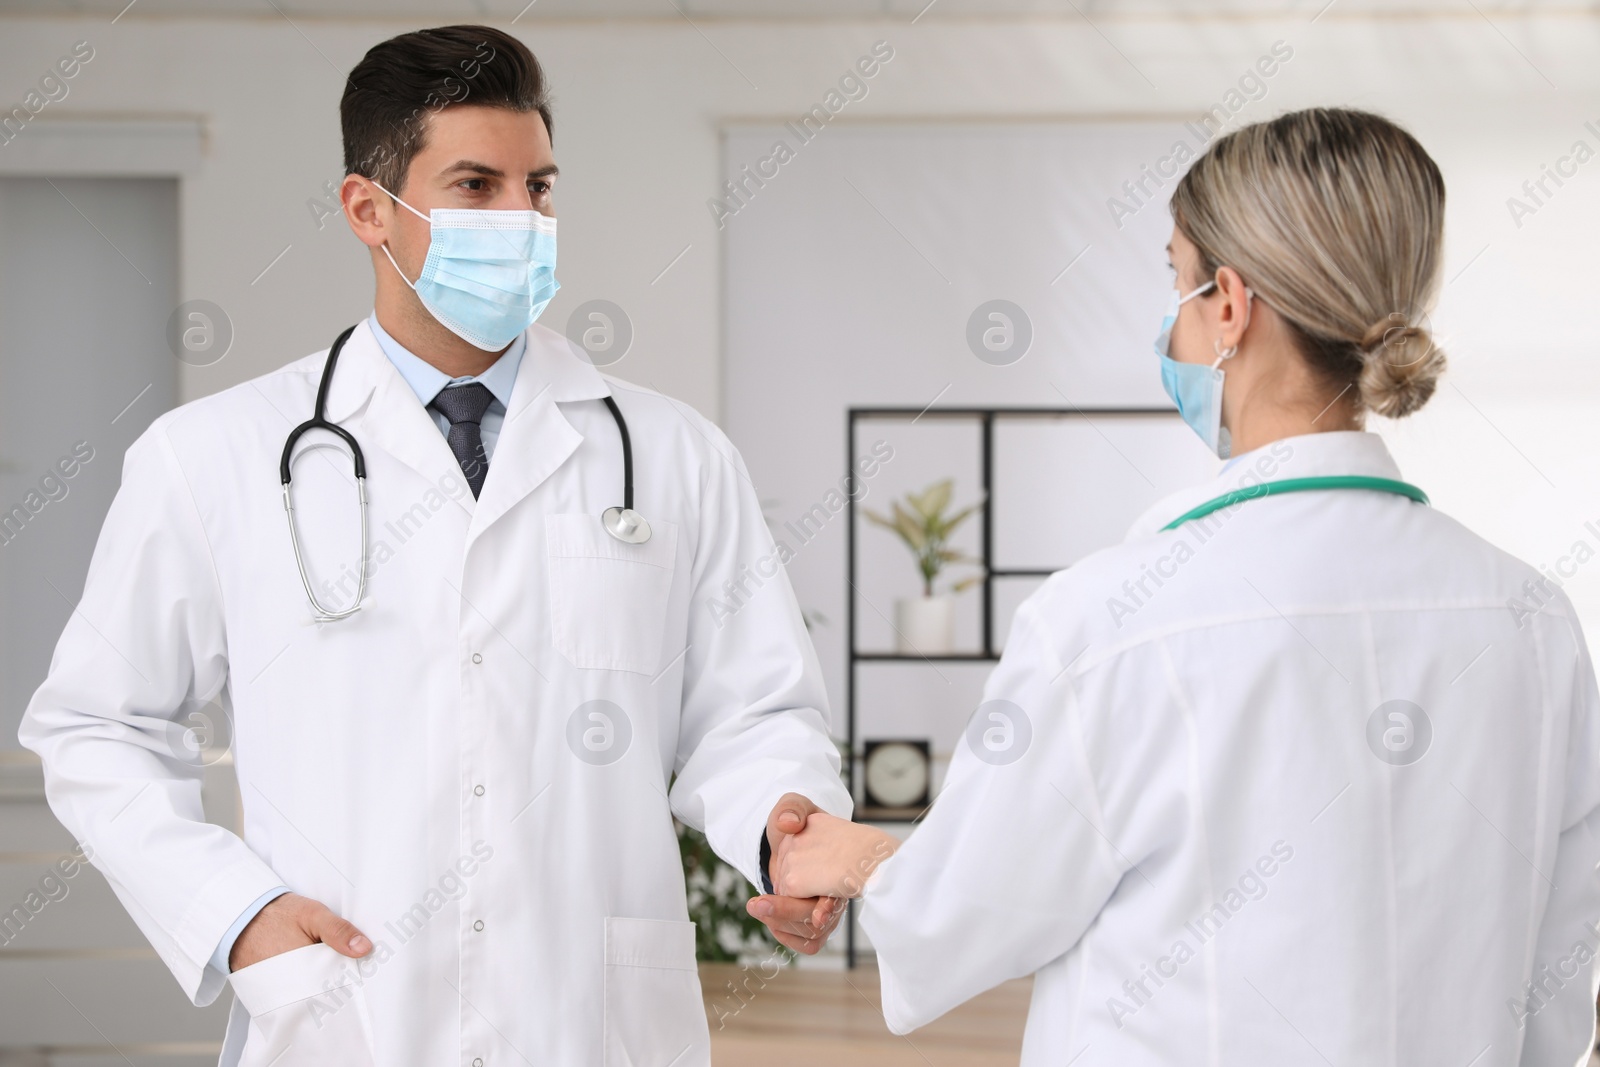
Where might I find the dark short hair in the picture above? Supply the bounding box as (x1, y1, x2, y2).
(340, 24, 553, 195)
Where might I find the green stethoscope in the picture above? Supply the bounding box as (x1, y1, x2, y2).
(1160, 475, 1429, 532)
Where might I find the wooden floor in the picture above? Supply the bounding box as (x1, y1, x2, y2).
(703, 966, 1600, 1066)
(700, 961, 1031, 1066)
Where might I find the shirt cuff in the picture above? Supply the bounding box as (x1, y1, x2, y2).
(208, 886, 290, 976)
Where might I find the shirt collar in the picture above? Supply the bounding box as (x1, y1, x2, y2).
(366, 310, 523, 412)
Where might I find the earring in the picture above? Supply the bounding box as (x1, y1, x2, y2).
(1214, 339, 1238, 361)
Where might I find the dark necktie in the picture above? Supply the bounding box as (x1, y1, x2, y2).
(430, 382, 495, 499)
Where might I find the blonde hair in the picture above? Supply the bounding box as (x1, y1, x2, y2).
(1169, 108, 1447, 419)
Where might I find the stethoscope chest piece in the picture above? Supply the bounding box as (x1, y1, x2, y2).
(602, 506, 652, 544)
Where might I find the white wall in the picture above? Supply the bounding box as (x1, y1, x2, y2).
(2, 6, 1598, 684)
(720, 119, 1229, 743)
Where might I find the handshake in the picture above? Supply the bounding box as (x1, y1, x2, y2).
(747, 795, 901, 950)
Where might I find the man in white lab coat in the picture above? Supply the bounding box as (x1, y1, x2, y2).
(19, 24, 850, 1066)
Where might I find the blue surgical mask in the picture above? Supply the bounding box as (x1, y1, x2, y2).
(1155, 279, 1249, 459)
(373, 180, 560, 351)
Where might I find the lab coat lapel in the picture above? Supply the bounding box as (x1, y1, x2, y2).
(467, 322, 611, 543)
(321, 319, 475, 519)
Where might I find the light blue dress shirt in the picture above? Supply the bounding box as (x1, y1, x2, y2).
(206, 316, 528, 980)
(367, 311, 524, 461)
(208, 886, 289, 975)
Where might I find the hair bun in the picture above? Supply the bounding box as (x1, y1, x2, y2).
(1357, 314, 1445, 419)
(1168, 109, 1448, 423)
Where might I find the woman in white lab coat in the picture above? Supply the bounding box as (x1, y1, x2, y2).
(769, 107, 1600, 1065)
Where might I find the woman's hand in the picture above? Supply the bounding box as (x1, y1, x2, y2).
(772, 812, 899, 901)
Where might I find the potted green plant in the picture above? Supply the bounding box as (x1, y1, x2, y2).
(865, 479, 984, 654)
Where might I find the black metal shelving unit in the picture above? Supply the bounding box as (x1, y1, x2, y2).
(842, 405, 1176, 967)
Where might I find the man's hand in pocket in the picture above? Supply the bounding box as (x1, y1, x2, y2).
(228, 892, 372, 973)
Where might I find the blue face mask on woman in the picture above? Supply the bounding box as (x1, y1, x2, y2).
(372, 179, 560, 352)
(1154, 278, 1251, 459)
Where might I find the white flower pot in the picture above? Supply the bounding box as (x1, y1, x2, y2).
(896, 595, 955, 654)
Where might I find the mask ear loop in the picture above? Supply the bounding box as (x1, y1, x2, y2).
(1210, 286, 1255, 368)
(368, 177, 431, 291)
(1177, 279, 1216, 306)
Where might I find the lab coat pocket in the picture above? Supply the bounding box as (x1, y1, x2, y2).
(547, 514, 679, 674)
(229, 942, 378, 1067)
(603, 916, 710, 1067)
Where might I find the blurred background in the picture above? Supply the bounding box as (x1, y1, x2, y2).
(1, 1, 1598, 1063)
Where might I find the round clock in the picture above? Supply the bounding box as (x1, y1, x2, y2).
(864, 740, 930, 810)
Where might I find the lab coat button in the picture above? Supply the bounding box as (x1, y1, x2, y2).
(473, 919, 485, 931)
(473, 1060, 484, 1066)
(473, 784, 485, 796)
(471, 652, 483, 664)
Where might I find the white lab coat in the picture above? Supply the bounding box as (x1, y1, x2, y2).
(19, 318, 851, 1066)
(860, 430, 1600, 1066)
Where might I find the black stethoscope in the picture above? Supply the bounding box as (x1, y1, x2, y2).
(280, 323, 651, 623)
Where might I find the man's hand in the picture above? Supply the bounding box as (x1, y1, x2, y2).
(746, 792, 846, 952)
(228, 892, 372, 973)
(744, 892, 846, 955)
(765, 791, 819, 860)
